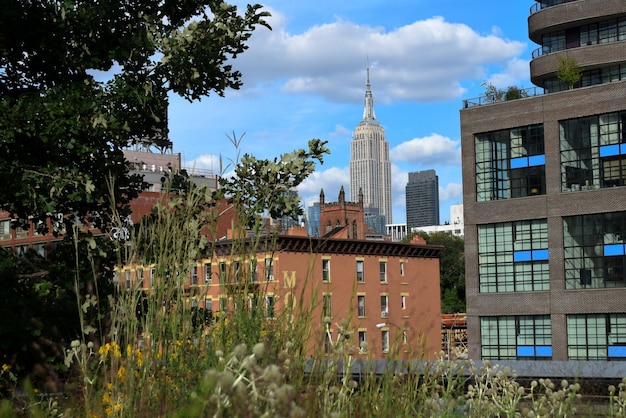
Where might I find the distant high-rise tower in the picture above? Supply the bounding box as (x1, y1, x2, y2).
(406, 170, 439, 230)
(350, 65, 393, 226)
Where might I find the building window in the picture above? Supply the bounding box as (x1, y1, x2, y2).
(478, 219, 549, 293)
(265, 295, 275, 318)
(0, 219, 11, 240)
(15, 219, 29, 239)
(325, 331, 333, 354)
(219, 297, 228, 312)
(401, 295, 407, 310)
(204, 263, 212, 284)
(265, 258, 274, 281)
(322, 259, 330, 282)
(15, 244, 28, 258)
(358, 330, 367, 353)
(561, 111, 626, 192)
(379, 261, 387, 283)
(380, 295, 388, 317)
(322, 294, 332, 318)
(381, 330, 390, 353)
(150, 268, 155, 287)
(356, 260, 364, 282)
(357, 295, 366, 317)
(250, 260, 258, 282)
(136, 268, 144, 287)
(481, 315, 552, 360)
(125, 270, 131, 289)
(34, 242, 47, 258)
(567, 314, 626, 361)
(205, 298, 213, 311)
(191, 266, 198, 285)
(563, 211, 626, 289)
(219, 262, 227, 284)
(234, 261, 241, 282)
(400, 262, 405, 277)
(475, 124, 546, 201)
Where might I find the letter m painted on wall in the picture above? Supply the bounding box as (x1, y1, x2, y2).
(283, 271, 296, 288)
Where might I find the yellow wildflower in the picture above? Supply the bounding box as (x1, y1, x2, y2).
(117, 365, 127, 380)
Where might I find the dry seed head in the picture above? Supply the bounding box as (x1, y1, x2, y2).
(252, 342, 265, 358)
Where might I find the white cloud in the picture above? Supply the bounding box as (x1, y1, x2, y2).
(297, 166, 350, 205)
(236, 13, 527, 103)
(439, 182, 463, 202)
(486, 57, 531, 89)
(390, 134, 460, 165)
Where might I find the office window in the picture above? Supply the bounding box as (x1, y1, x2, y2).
(205, 298, 213, 311)
(567, 314, 626, 361)
(561, 111, 626, 192)
(563, 211, 626, 289)
(322, 294, 332, 318)
(125, 270, 131, 289)
(400, 262, 405, 276)
(265, 258, 274, 281)
(0, 220, 11, 240)
(478, 219, 549, 293)
(481, 315, 552, 360)
(475, 125, 546, 201)
(322, 259, 330, 282)
(356, 260, 364, 282)
(265, 295, 275, 318)
(401, 295, 407, 310)
(191, 266, 198, 285)
(357, 295, 366, 317)
(379, 261, 387, 283)
(150, 268, 155, 287)
(380, 295, 388, 317)
(204, 263, 212, 284)
(381, 330, 390, 353)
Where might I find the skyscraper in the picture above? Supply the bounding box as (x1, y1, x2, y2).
(405, 170, 440, 230)
(350, 66, 393, 227)
(461, 0, 626, 372)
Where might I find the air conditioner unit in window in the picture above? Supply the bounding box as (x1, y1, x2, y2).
(381, 311, 388, 317)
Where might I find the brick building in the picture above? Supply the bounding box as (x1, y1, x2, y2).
(461, 0, 626, 364)
(119, 227, 442, 360)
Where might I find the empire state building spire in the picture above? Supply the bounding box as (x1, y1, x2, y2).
(362, 65, 377, 123)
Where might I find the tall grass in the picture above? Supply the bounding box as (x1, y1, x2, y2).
(3, 179, 626, 417)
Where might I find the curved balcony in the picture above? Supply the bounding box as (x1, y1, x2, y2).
(528, 0, 626, 44)
(530, 0, 581, 16)
(530, 42, 626, 87)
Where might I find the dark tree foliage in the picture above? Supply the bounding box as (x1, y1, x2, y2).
(0, 0, 269, 389)
(405, 231, 466, 313)
(0, 239, 116, 392)
(0, 0, 270, 232)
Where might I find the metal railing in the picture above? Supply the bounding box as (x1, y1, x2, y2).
(462, 86, 544, 109)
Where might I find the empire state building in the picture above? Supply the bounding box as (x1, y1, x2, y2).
(349, 66, 393, 226)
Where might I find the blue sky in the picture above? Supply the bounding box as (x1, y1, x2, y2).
(169, 1, 535, 224)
